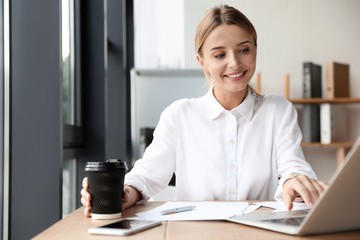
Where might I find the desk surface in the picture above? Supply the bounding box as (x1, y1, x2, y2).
(33, 201, 360, 240)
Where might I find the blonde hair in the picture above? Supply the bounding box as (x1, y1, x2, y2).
(195, 5, 259, 95)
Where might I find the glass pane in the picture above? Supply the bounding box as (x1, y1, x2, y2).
(62, 158, 76, 217)
(62, 0, 75, 125)
(2, 0, 11, 238)
(62, 0, 77, 217)
(0, 0, 4, 237)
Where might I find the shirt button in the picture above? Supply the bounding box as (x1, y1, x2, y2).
(230, 164, 235, 169)
(230, 140, 235, 144)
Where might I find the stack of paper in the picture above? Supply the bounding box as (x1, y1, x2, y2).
(136, 201, 309, 221)
(136, 201, 250, 221)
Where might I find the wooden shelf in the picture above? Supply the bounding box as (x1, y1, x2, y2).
(289, 98, 360, 104)
(301, 142, 354, 147)
(254, 74, 358, 166)
(281, 74, 360, 104)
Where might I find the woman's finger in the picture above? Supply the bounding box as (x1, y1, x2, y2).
(310, 179, 328, 200)
(282, 187, 297, 210)
(317, 180, 328, 190)
(84, 207, 91, 217)
(81, 188, 92, 202)
(81, 196, 91, 208)
(82, 177, 88, 190)
(300, 176, 320, 204)
(290, 175, 326, 208)
(122, 187, 132, 210)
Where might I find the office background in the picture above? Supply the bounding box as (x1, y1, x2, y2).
(1, 0, 359, 239)
(135, 0, 360, 181)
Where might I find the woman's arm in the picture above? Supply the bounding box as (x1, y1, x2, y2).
(273, 97, 327, 208)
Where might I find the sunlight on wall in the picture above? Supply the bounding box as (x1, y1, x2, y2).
(134, 0, 184, 69)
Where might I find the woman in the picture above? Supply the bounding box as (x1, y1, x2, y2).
(81, 5, 326, 217)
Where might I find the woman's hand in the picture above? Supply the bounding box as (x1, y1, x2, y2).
(122, 185, 142, 210)
(282, 174, 327, 210)
(80, 177, 92, 217)
(80, 177, 142, 217)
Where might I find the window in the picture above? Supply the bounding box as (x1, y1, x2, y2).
(1, 1, 5, 237)
(62, 0, 80, 217)
(62, 0, 75, 125)
(62, 158, 76, 216)
(2, 0, 10, 238)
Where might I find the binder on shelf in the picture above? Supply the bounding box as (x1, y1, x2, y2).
(325, 61, 350, 98)
(320, 104, 348, 144)
(303, 62, 322, 98)
(301, 62, 321, 142)
(301, 104, 321, 142)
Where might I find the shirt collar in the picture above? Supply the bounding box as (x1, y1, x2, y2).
(204, 86, 256, 121)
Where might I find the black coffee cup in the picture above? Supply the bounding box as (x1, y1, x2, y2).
(85, 159, 128, 219)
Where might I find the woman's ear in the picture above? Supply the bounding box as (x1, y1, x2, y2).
(196, 54, 207, 71)
(196, 54, 204, 66)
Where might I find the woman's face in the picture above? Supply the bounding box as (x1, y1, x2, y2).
(197, 24, 257, 96)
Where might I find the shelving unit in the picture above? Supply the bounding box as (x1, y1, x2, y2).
(254, 73, 359, 165)
(283, 74, 360, 165)
(290, 98, 360, 104)
(300, 142, 354, 147)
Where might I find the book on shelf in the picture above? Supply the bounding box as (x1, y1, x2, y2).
(320, 104, 348, 144)
(301, 104, 321, 142)
(303, 62, 322, 98)
(301, 62, 321, 142)
(325, 61, 350, 98)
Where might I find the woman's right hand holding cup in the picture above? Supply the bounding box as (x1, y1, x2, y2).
(81, 177, 92, 217)
(80, 177, 142, 217)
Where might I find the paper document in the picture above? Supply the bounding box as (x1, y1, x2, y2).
(254, 201, 309, 212)
(136, 201, 250, 221)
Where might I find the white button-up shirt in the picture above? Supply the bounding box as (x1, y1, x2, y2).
(125, 88, 317, 201)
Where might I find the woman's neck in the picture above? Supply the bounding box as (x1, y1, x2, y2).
(213, 86, 248, 110)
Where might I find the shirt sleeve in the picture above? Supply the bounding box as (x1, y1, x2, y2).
(124, 104, 177, 201)
(273, 98, 317, 201)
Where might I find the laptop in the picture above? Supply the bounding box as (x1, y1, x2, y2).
(228, 136, 360, 236)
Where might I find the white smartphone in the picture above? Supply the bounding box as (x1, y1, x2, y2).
(88, 219, 162, 236)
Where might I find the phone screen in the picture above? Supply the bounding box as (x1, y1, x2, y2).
(88, 219, 162, 236)
(99, 219, 150, 230)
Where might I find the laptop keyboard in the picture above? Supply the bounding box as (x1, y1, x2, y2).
(262, 216, 305, 226)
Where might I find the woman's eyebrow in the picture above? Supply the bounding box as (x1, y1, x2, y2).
(209, 46, 225, 51)
(209, 40, 251, 51)
(237, 40, 251, 46)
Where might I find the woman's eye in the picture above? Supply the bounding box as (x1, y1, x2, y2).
(239, 48, 250, 53)
(215, 53, 225, 59)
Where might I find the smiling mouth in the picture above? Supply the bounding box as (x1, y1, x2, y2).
(225, 71, 246, 79)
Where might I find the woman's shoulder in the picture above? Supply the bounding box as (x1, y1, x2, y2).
(162, 96, 205, 115)
(254, 93, 294, 116)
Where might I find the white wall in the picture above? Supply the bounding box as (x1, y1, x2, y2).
(183, 0, 360, 181)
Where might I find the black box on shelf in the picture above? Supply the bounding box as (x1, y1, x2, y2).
(303, 62, 322, 98)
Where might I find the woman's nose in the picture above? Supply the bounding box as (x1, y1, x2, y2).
(229, 52, 242, 68)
